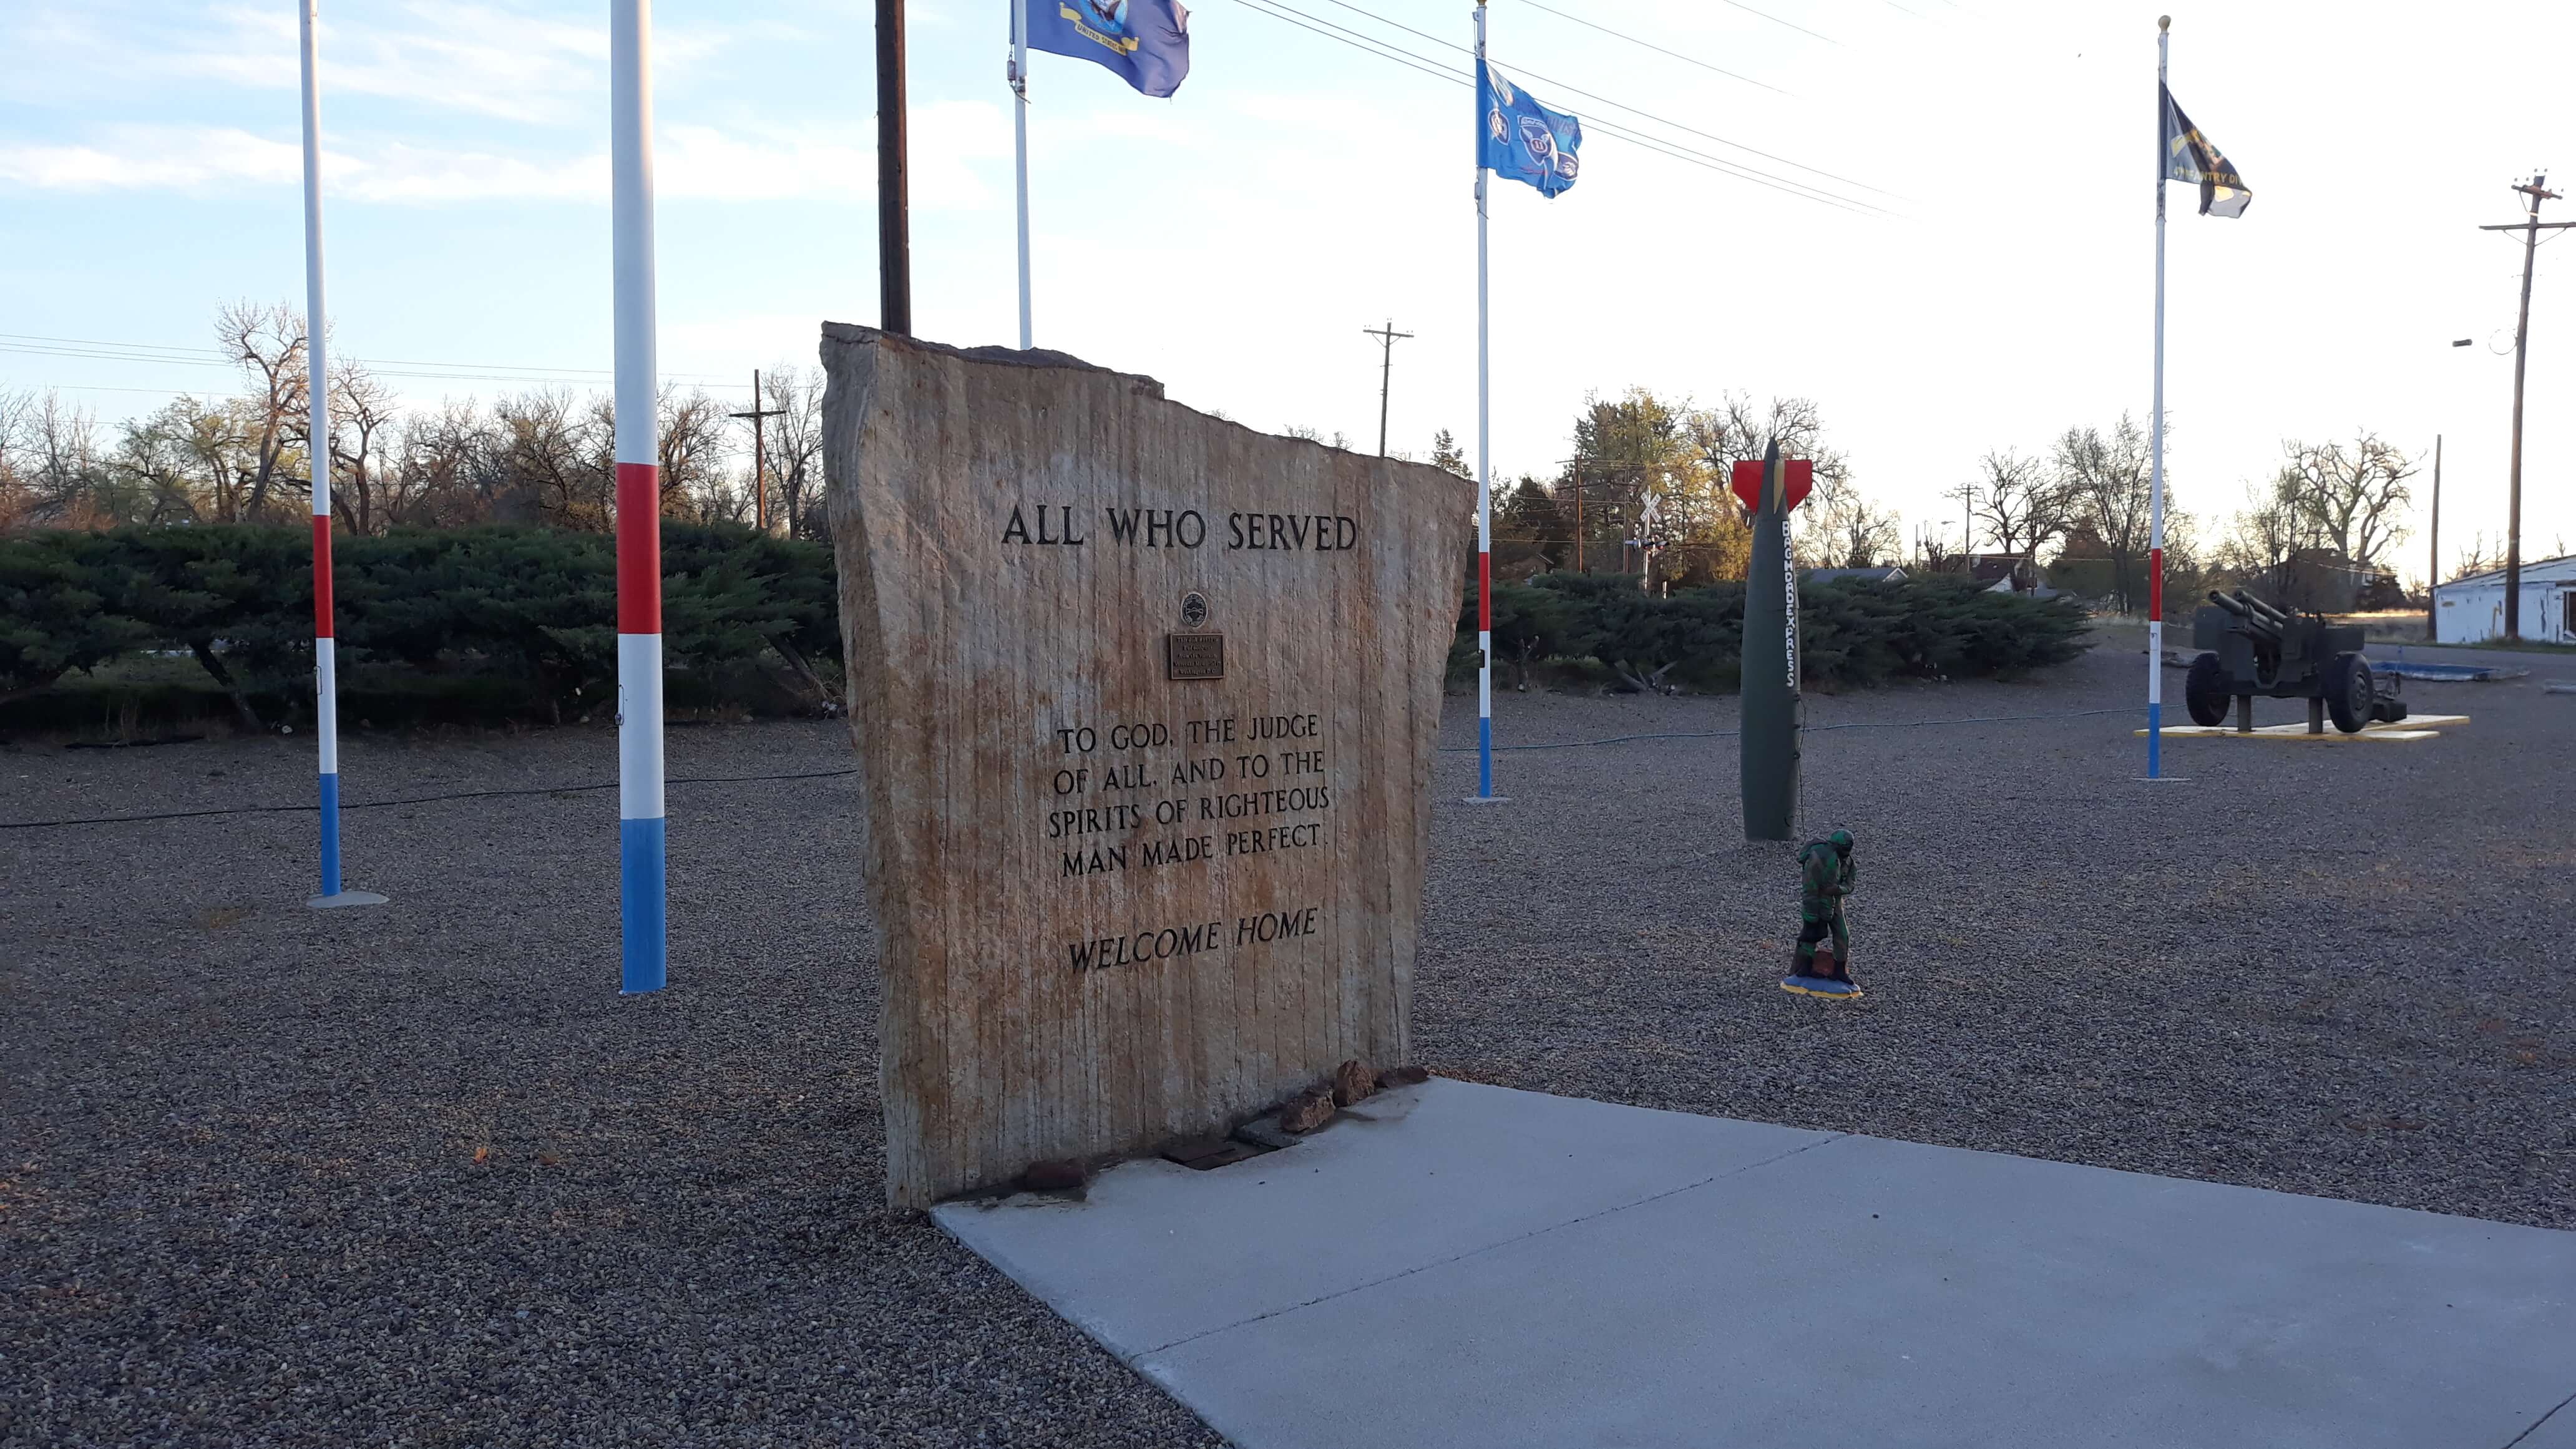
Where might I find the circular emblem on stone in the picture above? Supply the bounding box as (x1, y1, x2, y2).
(1180, 590, 1210, 629)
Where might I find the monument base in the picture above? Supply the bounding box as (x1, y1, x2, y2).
(306, 890, 390, 910)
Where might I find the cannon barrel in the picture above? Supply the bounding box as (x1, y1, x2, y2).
(2207, 590, 2285, 637)
(2233, 590, 2291, 625)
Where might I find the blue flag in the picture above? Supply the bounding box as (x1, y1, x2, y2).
(1479, 62, 1579, 197)
(1029, 0, 1191, 99)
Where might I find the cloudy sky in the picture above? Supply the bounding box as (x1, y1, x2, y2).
(5, 0, 2572, 576)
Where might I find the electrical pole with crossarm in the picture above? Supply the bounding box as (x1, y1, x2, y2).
(2479, 174, 2570, 640)
(730, 370, 787, 533)
(1362, 320, 1413, 457)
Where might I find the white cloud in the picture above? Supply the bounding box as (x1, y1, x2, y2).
(0, 126, 303, 190)
(0, 102, 1012, 208)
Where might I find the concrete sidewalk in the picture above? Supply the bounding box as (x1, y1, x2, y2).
(934, 1080, 2576, 1449)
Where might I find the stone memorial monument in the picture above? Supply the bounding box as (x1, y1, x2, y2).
(821, 324, 1473, 1208)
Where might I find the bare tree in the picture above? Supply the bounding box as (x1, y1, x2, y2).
(1797, 470, 1903, 568)
(2273, 431, 2414, 571)
(2215, 476, 2311, 600)
(494, 389, 613, 528)
(761, 366, 827, 539)
(27, 391, 107, 522)
(215, 300, 310, 520)
(382, 399, 500, 527)
(110, 411, 208, 524)
(2054, 413, 2157, 612)
(0, 389, 36, 530)
(657, 387, 738, 520)
(326, 359, 401, 534)
(1970, 449, 2072, 564)
(2447, 531, 2501, 582)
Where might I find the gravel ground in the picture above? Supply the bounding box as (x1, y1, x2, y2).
(4, 640, 2571, 1445)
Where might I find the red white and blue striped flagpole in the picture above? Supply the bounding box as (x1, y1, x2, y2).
(2145, 16, 2171, 780)
(612, 0, 667, 992)
(1468, 0, 1500, 804)
(300, 0, 383, 910)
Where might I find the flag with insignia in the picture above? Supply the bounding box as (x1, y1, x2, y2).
(2160, 85, 2249, 217)
(1480, 62, 1581, 198)
(1029, 0, 1191, 98)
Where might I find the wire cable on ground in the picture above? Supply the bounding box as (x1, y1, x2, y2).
(0, 767, 860, 832)
(1433, 706, 2128, 753)
(2, 710, 2132, 831)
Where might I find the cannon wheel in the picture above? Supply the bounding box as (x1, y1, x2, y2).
(2325, 651, 2375, 733)
(2183, 653, 2231, 726)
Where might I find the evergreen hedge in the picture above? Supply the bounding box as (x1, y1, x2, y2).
(1456, 570, 2091, 693)
(0, 524, 839, 730)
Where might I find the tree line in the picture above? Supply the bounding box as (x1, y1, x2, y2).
(1958, 419, 2439, 613)
(1482, 387, 1905, 590)
(0, 302, 828, 540)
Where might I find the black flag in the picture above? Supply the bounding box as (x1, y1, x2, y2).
(2160, 85, 2250, 217)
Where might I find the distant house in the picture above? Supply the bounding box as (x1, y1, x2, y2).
(2275, 549, 2403, 613)
(1804, 566, 1907, 586)
(2430, 553, 2576, 644)
(1969, 554, 2041, 593)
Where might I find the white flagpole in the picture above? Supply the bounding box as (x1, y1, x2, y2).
(1012, 0, 1033, 349)
(612, 0, 667, 992)
(1472, 1, 1496, 802)
(2147, 16, 2170, 779)
(298, 0, 382, 910)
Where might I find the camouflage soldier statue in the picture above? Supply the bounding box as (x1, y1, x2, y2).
(1780, 829, 1861, 998)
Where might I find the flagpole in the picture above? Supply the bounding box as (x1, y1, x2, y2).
(1471, 0, 1497, 803)
(2145, 15, 2170, 780)
(1011, 0, 1033, 349)
(298, 1, 381, 910)
(613, 0, 668, 993)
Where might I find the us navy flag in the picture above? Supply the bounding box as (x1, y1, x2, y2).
(1480, 62, 1580, 198)
(1031, 0, 1191, 98)
(2160, 85, 2249, 217)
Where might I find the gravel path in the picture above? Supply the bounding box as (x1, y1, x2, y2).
(4, 642, 2570, 1445)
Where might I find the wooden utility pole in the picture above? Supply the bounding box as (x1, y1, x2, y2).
(730, 370, 787, 533)
(1571, 464, 1583, 572)
(877, 0, 911, 336)
(1360, 321, 1413, 457)
(2427, 432, 2441, 640)
(2479, 175, 2570, 638)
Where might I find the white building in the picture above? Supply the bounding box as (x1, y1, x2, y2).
(2430, 554, 2576, 644)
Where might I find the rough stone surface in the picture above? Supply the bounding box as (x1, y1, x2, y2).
(1232, 1115, 1301, 1151)
(1020, 1159, 1085, 1192)
(822, 324, 1473, 1208)
(1277, 1091, 1337, 1134)
(1160, 1134, 1232, 1165)
(1332, 1059, 1377, 1108)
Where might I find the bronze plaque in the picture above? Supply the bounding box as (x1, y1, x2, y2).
(1166, 632, 1225, 680)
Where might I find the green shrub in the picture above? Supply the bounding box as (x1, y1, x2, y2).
(1453, 570, 2087, 692)
(0, 522, 843, 731)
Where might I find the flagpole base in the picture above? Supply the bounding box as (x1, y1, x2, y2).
(2130, 777, 2193, 784)
(1460, 794, 1512, 806)
(308, 889, 390, 909)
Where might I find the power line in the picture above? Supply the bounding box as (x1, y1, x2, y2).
(1224, 0, 1892, 213)
(1317, 0, 1790, 91)
(1511, 0, 1838, 69)
(0, 333, 746, 390)
(1270, 0, 1898, 204)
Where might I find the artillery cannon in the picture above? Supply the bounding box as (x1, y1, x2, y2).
(2184, 588, 2407, 734)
